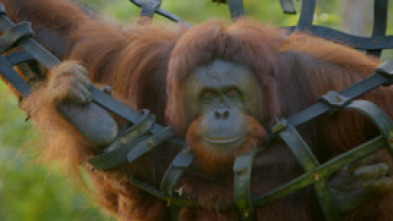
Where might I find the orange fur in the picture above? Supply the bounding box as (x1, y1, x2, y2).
(3, 0, 393, 220)
(186, 115, 266, 175)
(166, 19, 284, 134)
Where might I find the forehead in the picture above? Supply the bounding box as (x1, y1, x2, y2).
(187, 59, 258, 89)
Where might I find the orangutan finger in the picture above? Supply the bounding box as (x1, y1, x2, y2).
(364, 177, 393, 192)
(354, 163, 389, 180)
(70, 80, 91, 104)
(72, 68, 91, 88)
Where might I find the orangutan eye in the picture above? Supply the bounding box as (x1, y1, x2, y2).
(200, 90, 216, 103)
(226, 89, 239, 98)
(202, 91, 214, 99)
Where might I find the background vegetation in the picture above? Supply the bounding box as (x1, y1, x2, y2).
(0, 0, 392, 220)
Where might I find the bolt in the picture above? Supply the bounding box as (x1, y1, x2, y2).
(146, 140, 155, 148)
(244, 209, 250, 218)
(120, 137, 128, 144)
(335, 95, 343, 103)
(312, 173, 320, 181)
(175, 188, 183, 196)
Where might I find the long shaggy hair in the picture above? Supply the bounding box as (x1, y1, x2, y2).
(166, 20, 284, 134)
(4, 0, 393, 220)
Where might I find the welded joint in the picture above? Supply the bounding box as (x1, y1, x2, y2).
(270, 119, 288, 134)
(376, 60, 393, 85)
(318, 91, 351, 108)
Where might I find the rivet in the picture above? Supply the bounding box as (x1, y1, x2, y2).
(166, 199, 172, 207)
(271, 120, 287, 133)
(312, 173, 320, 181)
(244, 210, 250, 218)
(146, 140, 155, 148)
(335, 95, 342, 103)
(175, 187, 183, 196)
(120, 137, 128, 144)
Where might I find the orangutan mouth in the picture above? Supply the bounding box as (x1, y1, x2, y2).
(203, 134, 245, 145)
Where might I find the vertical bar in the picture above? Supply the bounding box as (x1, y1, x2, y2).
(227, 0, 245, 20)
(296, 0, 316, 31)
(367, 0, 388, 57)
(280, 0, 296, 14)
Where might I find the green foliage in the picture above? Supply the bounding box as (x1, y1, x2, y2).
(76, 0, 341, 27)
(0, 82, 113, 221)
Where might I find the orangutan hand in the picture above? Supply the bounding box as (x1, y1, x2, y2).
(329, 153, 393, 213)
(48, 61, 92, 104)
(47, 61, 118, 147)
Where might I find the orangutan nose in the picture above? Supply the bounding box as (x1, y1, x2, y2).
(214, 109, 230, 120)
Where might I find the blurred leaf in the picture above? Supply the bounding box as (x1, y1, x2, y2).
(0, 82, 114, 221)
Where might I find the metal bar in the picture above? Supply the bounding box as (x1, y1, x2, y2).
(279, 0, 296, 14)
(139, 0, 161, 18)
(277, 122, 341, 220)
(253, 135, 385, 207)
(285, 25, 393, 50)
(367, 0, 388, 57)
(90, 87, 184, 146)
(287, 72, 389, 127)
(233, 149, 258, 220)
(227, 0, 245, 20)
(4, 50, 34, 65)
(296, 0, 316, 30)
(129, 0, 191, 27)
(371, 0, 388, 38)
(0, 10, 59, 68)
(0, 55, 31, 96)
